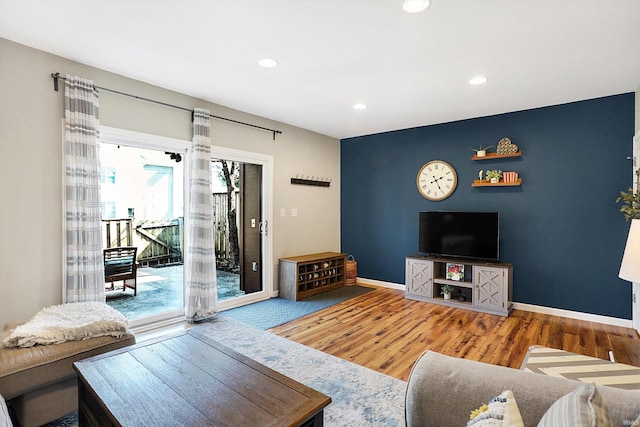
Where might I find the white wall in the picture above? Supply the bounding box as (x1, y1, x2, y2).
(636, 83, 639, 131)
(0, 38, 341, 327)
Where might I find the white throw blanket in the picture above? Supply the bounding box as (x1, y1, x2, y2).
(3, 302, 129, 348)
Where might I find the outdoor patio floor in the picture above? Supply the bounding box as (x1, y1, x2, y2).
(105, 264, 244, 319)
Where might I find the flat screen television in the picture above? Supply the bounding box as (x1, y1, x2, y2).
(418, 211, 499, 261)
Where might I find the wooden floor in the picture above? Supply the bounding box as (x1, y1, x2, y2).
(269, 286, 640, 381)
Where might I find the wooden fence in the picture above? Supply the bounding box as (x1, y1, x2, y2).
(102, 218, 182, 266)
(212, 192, 239, 263)
(102, 191, 237, 266)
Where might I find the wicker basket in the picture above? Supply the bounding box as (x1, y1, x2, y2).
(345, 255, 357, 285)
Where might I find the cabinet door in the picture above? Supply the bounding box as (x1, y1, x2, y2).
(474, 266, 506, 311)
(406, 259, 433, 298)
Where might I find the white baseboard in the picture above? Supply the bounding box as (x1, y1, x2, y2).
(512, 302, 633, 329)
(131, 315, 186, 335)
(356, 277, 634, 329)
(357, 277, 405, 290)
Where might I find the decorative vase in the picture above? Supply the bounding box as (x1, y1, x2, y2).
(490, 177, 499, 183)
(443, 293, 451, 300)
(476, 150, 486, 157)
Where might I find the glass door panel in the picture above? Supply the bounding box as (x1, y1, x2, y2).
(100, 143, 184, 321)
(211, 160, 263, 301)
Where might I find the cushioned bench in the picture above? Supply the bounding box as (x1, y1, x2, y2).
(0, 324, 135, 427)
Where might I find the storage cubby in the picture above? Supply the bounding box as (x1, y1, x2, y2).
(405, 255, 513, 316)
(279, 252, 346, 300)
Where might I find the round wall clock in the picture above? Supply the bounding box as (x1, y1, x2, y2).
(416, 160, 458, 201)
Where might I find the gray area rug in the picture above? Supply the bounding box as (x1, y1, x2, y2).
(44, 316, 406, 427)
(222, 285, 375, 329)
(192, 316, 407, 426)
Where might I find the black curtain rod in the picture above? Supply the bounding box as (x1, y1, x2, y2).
(51, 72, 282, 140)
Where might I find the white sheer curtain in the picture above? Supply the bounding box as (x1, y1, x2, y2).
(185, 108, 218, 322)
(63, 75, 105, 303)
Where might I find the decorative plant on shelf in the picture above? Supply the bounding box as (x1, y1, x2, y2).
(441, 284, 454, 299)
(471, 145, 493, 157)
(486, 170, 502, 183)
(616, 168, 640, 221)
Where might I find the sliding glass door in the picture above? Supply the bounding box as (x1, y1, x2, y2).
(100, 127, 189, 327)
(213, 147, 274, 311)
(99, 128, 274, 324)
(211, 160, 265, 301)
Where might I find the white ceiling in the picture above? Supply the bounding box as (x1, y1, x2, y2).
(1, 0, 639, 139)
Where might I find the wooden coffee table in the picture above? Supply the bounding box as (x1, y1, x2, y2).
(73, 330, 331, 426)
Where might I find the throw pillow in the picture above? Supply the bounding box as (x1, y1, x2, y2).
(467, 390, 524, 427)
(537, 383, 613, 427)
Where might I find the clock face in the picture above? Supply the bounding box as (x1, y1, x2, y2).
(416, 160, 458, 201)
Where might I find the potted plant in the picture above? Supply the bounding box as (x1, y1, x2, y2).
(486, 170, 502, 183)
(441, 284, 454, 300)
(616, 168, 640, 221)
(471, 145, 493, 158)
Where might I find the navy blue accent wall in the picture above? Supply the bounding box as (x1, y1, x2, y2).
(341, 93, 635, 319)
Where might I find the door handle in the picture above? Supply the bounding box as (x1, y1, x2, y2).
(259, 221, 268, 236)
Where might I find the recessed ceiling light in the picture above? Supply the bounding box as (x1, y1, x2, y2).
(469, 76, 488, 85)
(402, 0, 431, 13)
(353, 103, 368, 110)
(258, 58, 279, 68)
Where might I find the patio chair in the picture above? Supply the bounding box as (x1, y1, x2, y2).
(104, 246, 138, 296)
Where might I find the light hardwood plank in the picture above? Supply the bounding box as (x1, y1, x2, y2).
(269, 286, 640, 381)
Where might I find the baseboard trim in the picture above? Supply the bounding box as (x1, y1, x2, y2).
(356, 277, 634, 328)
(357, 277, 405, 290)
(131, 315, 186, 335)
(512, 302, 633, 328)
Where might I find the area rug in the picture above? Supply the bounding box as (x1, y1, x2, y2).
(192, 316, 407, 426)
(221, 285, 375, 329)
(44, 316, 406, 427)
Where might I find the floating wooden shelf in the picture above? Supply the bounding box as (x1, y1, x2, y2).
(472, 179, 522, 187)
(472, 151, 522, 161)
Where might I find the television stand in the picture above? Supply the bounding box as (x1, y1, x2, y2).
(405, 255, 513, 316)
